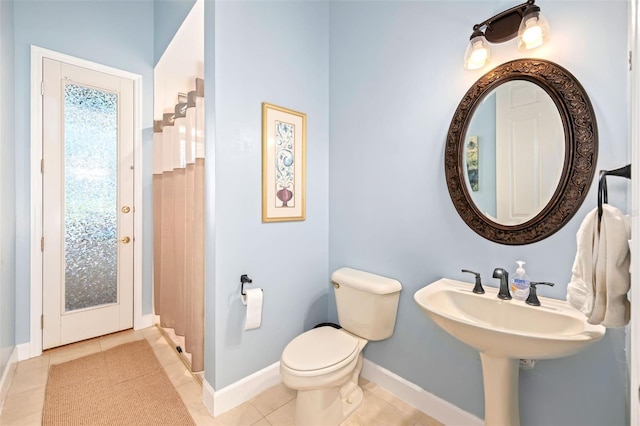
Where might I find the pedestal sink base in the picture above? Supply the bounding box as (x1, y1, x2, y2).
(480, 354, 519, 426)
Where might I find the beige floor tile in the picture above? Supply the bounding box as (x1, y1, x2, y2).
(146, 331, 172, 349)
(48, 339, 101, 365)
(162, 357, 196, 387)
(190, 404, 217, 426)
(364, 383, 423, 418)
(175, 378, 204, 411)
(6, 365, 48, 396)
(250, 383, 296, 416)
(412, 411, 445, 426)
(99, 329, 144, 351)
(153, 342, 182, 365)
(251, 418, 272, 426)
(141, 325, 162, 338)
(15, 353, 50, 373)
(341, 392, 414, 426)
(213, 401, 264, 426)
(264, 398, 296, 426)
(0, 409, 42, 426)
(359, 379, 435, 424)
(1, 386, 46, 420)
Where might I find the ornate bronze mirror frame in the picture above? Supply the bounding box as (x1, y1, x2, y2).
(445, 59, 598, 245)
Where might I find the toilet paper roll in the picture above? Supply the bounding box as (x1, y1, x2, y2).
(242, 288, 263, 330)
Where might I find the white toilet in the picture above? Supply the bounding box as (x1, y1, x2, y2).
(280, 267, 402, 426)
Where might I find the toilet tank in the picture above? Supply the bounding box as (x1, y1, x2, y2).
(331, 267, 402, 341)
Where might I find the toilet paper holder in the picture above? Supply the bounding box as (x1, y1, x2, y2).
(240, 274, 254, 296)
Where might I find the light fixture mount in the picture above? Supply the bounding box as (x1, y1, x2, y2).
(473, 0, 537, 43)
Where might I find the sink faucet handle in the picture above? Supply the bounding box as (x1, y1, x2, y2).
(526, 282, 555, 306)
(461, 269, 485, 294)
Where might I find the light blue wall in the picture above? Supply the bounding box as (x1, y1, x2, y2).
(329, 1, 628, 425)
(154, 0, 196, 65)
(0, 0, 16, 374)
(207, 0, 330, 388)
(13, 0, 155, 343)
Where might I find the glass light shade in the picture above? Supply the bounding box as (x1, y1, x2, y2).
(517, 10, 550, 50)
(464, 35, 490, 70)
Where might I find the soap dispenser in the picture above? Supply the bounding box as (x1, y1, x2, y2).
(510, 261, 530, 301)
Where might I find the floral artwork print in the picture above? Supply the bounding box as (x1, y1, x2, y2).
(275, 120, 295, 207)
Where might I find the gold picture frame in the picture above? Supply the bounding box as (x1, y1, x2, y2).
(262, 103, 306, 222)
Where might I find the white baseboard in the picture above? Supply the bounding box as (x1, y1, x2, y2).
(134, 313, 154, 330)
(361, 359, 483, 426)
(203, 361, 281, 417)
(0, 347, 18, 413)
(200, 357, 480, 424)
(16, 343, 31, 362)
(202, 379, 215, 416)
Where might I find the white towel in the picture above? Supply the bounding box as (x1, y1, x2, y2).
(566, 208, 598, 315)
(567, 205, 631, 327)
(589, 204, 631, 326)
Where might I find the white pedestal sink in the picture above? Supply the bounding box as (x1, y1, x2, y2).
(414, 278, 605, 426)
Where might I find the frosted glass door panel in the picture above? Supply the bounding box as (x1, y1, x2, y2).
(64, 83, 118, 312)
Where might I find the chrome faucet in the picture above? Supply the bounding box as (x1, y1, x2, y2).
(492, 268, 512, 300)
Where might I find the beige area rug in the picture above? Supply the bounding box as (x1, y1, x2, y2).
(43, 339, 196, 425)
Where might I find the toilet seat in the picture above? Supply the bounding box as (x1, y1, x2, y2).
(281, 327, 359, 377)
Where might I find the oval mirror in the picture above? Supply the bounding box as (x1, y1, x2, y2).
(445, 59, 598, 245)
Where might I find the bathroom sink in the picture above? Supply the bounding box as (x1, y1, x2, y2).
(414, 278, 605, 359)
(415, 278, 606, 425)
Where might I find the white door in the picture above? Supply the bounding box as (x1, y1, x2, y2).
(41, 58, 134, 350)
(495, 81, 564, 224)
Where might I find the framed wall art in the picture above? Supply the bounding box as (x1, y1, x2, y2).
(262, 102, 306, 222)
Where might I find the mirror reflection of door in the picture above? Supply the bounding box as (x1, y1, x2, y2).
(495, 81, 564, 225)
(41, 57, 134, 350)
(465, 80, 564, 225)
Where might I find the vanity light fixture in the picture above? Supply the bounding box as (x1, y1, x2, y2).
(464, 0, 550, 70)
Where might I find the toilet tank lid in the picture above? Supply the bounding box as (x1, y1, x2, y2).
(331, 267, 402, 294)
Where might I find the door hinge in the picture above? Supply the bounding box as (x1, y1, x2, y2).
(41, 81, 45, 96)
(41, 314, 44, 330)
(41, 237, 44, 252)
(40, 159, 44, 174)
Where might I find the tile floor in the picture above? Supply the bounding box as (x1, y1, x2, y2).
(0, 327, 443, 426)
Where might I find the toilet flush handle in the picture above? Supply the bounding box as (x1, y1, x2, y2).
(331, 281, 340, 289)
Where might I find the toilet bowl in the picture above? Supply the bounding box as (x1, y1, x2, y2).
(280, 267, 403, 426)
(280, 326, 368, 425)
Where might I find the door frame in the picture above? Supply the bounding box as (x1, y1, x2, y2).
(631, 1, 639, 424)
(29, 45, 145, 357)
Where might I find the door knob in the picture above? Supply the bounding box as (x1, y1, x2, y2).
(120, 236, 131, 244)
(121, 206, 131, 213)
